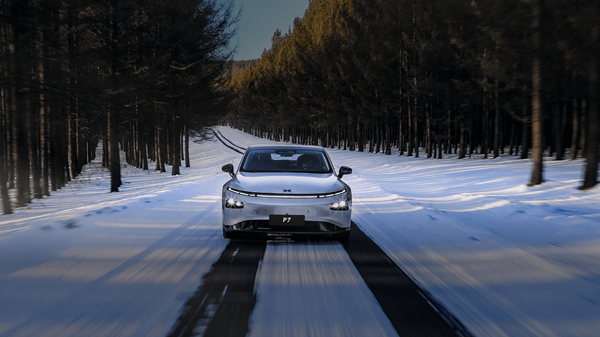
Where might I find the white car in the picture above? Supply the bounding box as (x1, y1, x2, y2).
(221, 145, 353, 242)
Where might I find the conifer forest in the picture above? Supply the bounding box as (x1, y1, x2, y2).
(227, 0, 599, 191)
(1, 0, 599, 215)
(0, 0, 236, 214)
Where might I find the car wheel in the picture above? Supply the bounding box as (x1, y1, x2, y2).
(223, 228, 238, 240)
(334, 230, 351, 244)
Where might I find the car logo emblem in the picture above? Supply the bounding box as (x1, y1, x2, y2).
(283, 189, 292, 193)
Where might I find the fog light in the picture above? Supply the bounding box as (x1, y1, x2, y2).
(329, 200, 349, 210)
(225, 198, 245, 209)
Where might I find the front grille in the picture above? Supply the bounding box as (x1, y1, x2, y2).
(233, 220, 345, 233)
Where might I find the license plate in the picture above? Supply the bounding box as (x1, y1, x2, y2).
(269, 215, 305, 227)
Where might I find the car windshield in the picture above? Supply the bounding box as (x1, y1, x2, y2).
(240, 149, 332, 173)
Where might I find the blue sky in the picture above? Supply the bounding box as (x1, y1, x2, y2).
(231, 0, 310, 61)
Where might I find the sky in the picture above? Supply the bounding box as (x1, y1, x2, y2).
(231, 0, 310, 60)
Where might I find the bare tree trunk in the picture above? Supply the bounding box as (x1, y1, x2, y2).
(28, 85, 41, 199)
(67, 4, 79, 181)
(375, 124, 381, 153)
(581, 3, 599, 189)
(570, 96, 579, 160)
(39, 25, 49, 197)
(483, 86, 489, 159)
(155, 125, 162, 172)
(0, 149, 10, 214)
(101, 111, 108, 167)
(407, 103, 413, 156)
(398, 23, 404, 156)
(468, 115, 474, 158)
(185, 124, 190, 168)
(357, 122, 364, 152)
(529, 0, 544, 186)
(426, 103, 432, 158)
(579, 100, 587, 157)
(172, 107, 181, 176)
(108, 0, 121, 192)
(160, 121, 168, 172)
(509, 120, 515, 156)
(398, 115, 404, 155)
(385, 113, 391, 155)
(140, 122, 148, 170)
(50, 101, 65, 191)
(493, 80, 500, 158)
(369, 124, 374, 153)
(521, 85, 529, 159)
(414, 98, 419, 158)
(14, 86, 31, 206)
(459, 124, 466, 159)
(108, 105, 121, 192)
(68, 106, 79, 179)
(12, 1, 32, 207)
(553, 103, 565, 160)
(179, 130, 184, 162)
(0, 85, 11, 214)
(446, 110, 451, 154)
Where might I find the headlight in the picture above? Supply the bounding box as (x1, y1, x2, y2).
(225, 197, 245, 209)
(330, 199, 350, 211)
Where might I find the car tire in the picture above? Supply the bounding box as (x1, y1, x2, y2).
(223, 228, 238, 240)
(334, 230, 351, 244)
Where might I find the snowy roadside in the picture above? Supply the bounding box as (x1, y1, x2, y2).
(0, 137, 240, 336)
(0, 139, 240, 237)
(215, 126, 600, 337)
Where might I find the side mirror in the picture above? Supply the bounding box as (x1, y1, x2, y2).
(222, 163, 235, 177)
(338, 166, 352, 179)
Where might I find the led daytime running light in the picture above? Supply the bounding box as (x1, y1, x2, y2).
(227, 187, 346, 199)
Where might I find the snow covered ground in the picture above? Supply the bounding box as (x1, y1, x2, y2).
(0, 140, 236, 336)
(1, 125, 599, 337)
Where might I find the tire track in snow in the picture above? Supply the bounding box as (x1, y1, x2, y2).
(344, 222, 473, 337)
(210, 128, 245, 154)
(168, 240, 266, 337)
(213, 128, 246, 152)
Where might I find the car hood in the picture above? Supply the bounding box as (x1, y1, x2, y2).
(227, 172, 346, 195)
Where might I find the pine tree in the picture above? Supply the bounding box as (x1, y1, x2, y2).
(581, 0, 599, 189)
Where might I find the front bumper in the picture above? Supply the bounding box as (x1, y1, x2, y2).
(222, 189, 351, 235)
